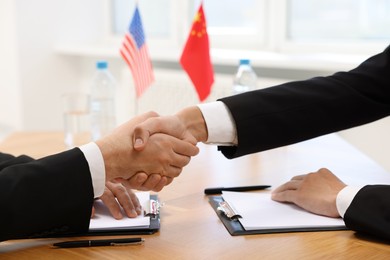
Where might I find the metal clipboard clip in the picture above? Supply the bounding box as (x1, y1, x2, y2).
(144, 199, 163, 219)
(217, 200, 242, 220)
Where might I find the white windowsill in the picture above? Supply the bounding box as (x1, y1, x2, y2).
(55, 43, 371, 72)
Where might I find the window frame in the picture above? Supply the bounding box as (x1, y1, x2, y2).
(105, 0, 390, 61)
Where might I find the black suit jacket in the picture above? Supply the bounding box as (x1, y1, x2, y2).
(0, 148, 94, 241)
(219, 46, 390, 240)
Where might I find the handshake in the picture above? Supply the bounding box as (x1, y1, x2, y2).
(96, 106, 207, 192)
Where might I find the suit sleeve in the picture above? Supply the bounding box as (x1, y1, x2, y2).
(0, 149, 94, 241)
(344, 185, 390, 240)
(218, 46, 390, 158)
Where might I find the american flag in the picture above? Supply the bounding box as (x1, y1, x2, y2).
(120, 6, 154, 98)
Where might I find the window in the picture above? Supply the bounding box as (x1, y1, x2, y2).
(111, 0, 390, 54)
(192, 0, 267, 49)
(288, 0, 390, 42)
(111, 0, 266, 50)
(112, 0, 171, 38)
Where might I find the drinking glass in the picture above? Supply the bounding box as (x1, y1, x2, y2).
(62, 93, 91, 148)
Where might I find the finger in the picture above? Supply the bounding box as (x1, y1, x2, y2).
(165, 176, 174, 186)
(291, 174, 307, 181)
(121, 172, 162, 191)
(164, 164, 182, 178)
(129, 191, 142, 215)
(271, 189, 297, 203)
(170, 135, 199, 157)
(118, 190, 141, 218)
(182, 133, 198, 145)
(145, 133, 196, 170)
(155, 135, 197, 169)
(138, 174, 163, 191)
(151, 177, 168, 192)
(123, 173, 148, 190)
(167, 152, 191, 169)
(100, 187, 123, 219)
(272, 180, 301, 194)
(109, 184, 138, 218)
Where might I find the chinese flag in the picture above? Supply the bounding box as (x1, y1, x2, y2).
(180, 3, 214, 101)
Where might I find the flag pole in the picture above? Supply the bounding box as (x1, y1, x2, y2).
(133, 0, 139, 115)
(134, 93, 139, 115)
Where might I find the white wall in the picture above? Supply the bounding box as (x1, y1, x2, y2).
(0, 0, 105, 132)
(0, 0, 22, 133)
(20, 0, 109, 131)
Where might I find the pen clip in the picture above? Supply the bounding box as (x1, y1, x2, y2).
(144, 199, 163, 218)
(111, 240, 145, 246)
(217, 200, 242, 220)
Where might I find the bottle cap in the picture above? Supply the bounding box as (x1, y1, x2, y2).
(96, 61, 108, 69)
(239, 59, 250, 65)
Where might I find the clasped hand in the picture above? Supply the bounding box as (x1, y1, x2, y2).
(93, 111, 200, 219)
(96, 111, 199, 190)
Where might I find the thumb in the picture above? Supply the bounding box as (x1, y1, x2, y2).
(133, 126, 151, 151)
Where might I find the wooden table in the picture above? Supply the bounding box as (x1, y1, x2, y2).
(1, 132, 390, 259)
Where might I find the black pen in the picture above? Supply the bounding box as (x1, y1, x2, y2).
(53, 237, 144, 248)
(204, 185, 271, 195)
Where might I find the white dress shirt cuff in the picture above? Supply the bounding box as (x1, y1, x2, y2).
(197, 101, 238, 145)
(79, 142, 106, 198)
(336, 186, 363, 218)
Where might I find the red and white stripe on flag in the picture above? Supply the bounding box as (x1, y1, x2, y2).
(120, 33, 154, 98)
(120, 6, 154, 98)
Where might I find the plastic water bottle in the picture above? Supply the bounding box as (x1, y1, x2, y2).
(90, 60, 116, 141)
(232, 59, 258, 95)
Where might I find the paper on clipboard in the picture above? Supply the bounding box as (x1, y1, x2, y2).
(89, 191, 150, 231)
(221, 191, 345, 231)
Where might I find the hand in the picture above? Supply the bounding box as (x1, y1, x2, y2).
(95, 111, 199, 182)
(133, 106, 208, 151)
(271, 168, 347, 217)
(126, 107, 206, 190)
(92, 181, 142, 219)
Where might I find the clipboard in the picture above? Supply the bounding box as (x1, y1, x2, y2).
(44, 193, 160, 239)
(86, 194, 161, 236)
(209, 195, 347, 236)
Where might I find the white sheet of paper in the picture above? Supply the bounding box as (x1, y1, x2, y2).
(222, 191, 345, 231)
(89, 191, 150, 231)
